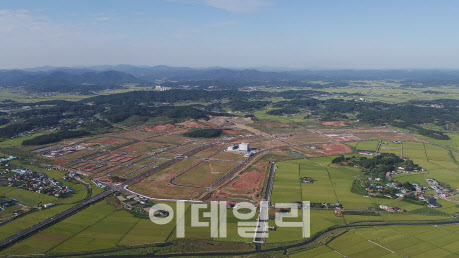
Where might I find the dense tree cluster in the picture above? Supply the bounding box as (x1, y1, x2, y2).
(333, 153, 421, 177)
(183, 129, 223, 138)
(266, 108, 300, 116)
(358, 105, 457, 139)
(103, 105, 212, 123)
(0, 117, 8, 126)
(226, 101, 270, 112)
(22, 130, 89, 145)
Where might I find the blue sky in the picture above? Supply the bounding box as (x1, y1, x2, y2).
(1, 0, 459, 69)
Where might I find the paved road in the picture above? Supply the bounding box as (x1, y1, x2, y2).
(254, 162, 276, 243)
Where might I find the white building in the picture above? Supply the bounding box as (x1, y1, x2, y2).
(227, 144, 237, 151)
(155, 86, 172, 91)
(239, 143, 250, 152)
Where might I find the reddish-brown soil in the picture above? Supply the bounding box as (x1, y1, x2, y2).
(144, 124, 175, 133)
(228, 170, 264, 191)
(223, 130, 244, 135)
(317, 143, 352, 155)
(322, 121, 348, 127)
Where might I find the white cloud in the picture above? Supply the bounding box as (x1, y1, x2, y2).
(202, 0, 269, 13)
(95, 16, 110, 21)
(91, 13, 111, 22)
(0, 9, 48, 33)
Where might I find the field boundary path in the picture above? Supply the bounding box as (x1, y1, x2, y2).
(400, 141, 403, 158)
(376, 140, 382, 153)
(368, 240, 406, 257)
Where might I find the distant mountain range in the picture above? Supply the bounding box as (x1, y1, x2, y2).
(1, 65, 459, 91)
(0, 70, 138, 87)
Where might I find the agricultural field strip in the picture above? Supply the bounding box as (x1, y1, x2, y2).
(325, 225, 459, 258)
(367, 239, 406, 257)
(434, 225, 459, 235)
(0, 189, 115, 250)
(44, 208, 118, 254)
(390, 225, 458, 255)
(325, 246, 347, 258)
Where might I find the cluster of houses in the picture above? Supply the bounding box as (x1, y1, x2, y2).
(3, 169, 74, 198)
(384, 166, 424, 180)
(427, 179, 458, 198)
(366, 179, 430, 203)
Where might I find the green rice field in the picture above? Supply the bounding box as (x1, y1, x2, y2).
(324, 225, 459, 257)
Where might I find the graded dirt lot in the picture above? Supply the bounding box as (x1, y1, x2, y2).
(130, 158, 204, 199)
(174, 160, 239, 188)
(192, 145, 226, 159)
(212, 151, 247, 162)
(224, 158, 269, 198)
(117, 141, 168, 153)
(147, 135, 195, 145)
(316, 143, 352, 155)
(229, 137, 287, 149)
(279, 133, 331, 145)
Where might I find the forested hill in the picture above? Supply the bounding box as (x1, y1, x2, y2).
(0, 70, 139, 93)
